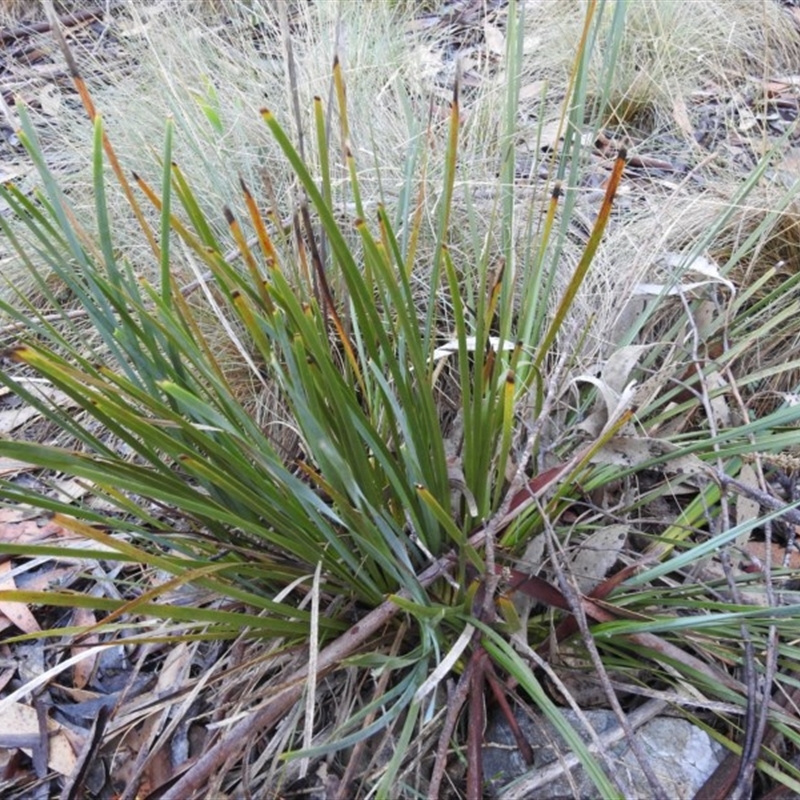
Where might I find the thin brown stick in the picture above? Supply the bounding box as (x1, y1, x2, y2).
(427, 657, 475, 800)
(159, 529, 485, 800)
(1, 3, 125, 43)
(336, 623, 408, 799)
(713, 472, 800, 527)
(541, 514, 670, 800)
(466, 649, 486, 800)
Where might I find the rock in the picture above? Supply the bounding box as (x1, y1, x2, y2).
(482, 707, 726, 799)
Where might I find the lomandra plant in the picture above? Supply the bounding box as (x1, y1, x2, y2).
(3, 1, 800, 798)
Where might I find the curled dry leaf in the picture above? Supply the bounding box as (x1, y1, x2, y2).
(576, 344, 650, 437)
(483, 20, 505, 55)
(663, 252, 736, 296)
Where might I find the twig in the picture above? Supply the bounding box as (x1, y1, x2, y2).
(508, 632, 629, 798)
(426, 657, 475, 800)
(159, 526, 489, 800)
(541, 513, 670, 800)
(0, 3, 125, 43)
(713, 472, 800, 527)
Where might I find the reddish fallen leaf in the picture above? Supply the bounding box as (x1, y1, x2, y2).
(740, 540, 800, 572)
(626, 153, 678, 171)
(70, 608, 99, 689)
(763, 80, 794, 97)
(0, 508, 70, 545)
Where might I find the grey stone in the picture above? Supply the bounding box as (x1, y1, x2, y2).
(482, 707, 726, 799)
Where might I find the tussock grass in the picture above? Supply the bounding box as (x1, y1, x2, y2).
(3, 1, 800, 798)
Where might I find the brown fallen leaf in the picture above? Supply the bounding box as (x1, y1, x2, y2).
(672, 95, 695, 139)
(0, 507, 71, 544)
(740, 540, 800, 572)
(0, 701, 81, 776)
(0, 562, 40, 634)
(70, 607, 99, 690)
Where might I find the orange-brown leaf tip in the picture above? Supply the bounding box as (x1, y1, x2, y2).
(260, 108, 272, 119)
(178, 454, 190, 462)
(441, 243, 449, 253)
(345, 144, 353, 159)
(506, 371, 515, 385)
(617, 146, 628, 161)
(551, 181, 563, 200)
(354, 218, 365, 228)
(223, 206, 235, 224)
(333, 54, 340, 68)
(314, 95, 322, 103)
(170, 160, 178, 168)
(231, 289, 241, 300)
(6, 345, 30, 362)
(239, 175, 250, 195)
(131, 171, 140, 181)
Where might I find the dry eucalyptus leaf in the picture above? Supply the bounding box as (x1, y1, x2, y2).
(70, 608, 98, 690)
(591, 436, 707, 477)
(568, 525, 628, 593)
(633, 280, 718, 296)
(575, 345, 647, 436)
(706, 371, 731, 428)
(664, 252, 735, 295)
(0, 562, 40, 635)
(735, 464, 760, 549)
(483, 20, 505, 54)
(600, 344, 650, 395)
(672, 95, 694, 139)
(38, 86, 61, 117)
(1, 702, 80, 776)
(519, 79, 546, 101)
(576, 375, 639, 439)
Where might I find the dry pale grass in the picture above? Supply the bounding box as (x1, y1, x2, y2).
(3, 0, 799, 450)
(6, 1, 800, 355)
